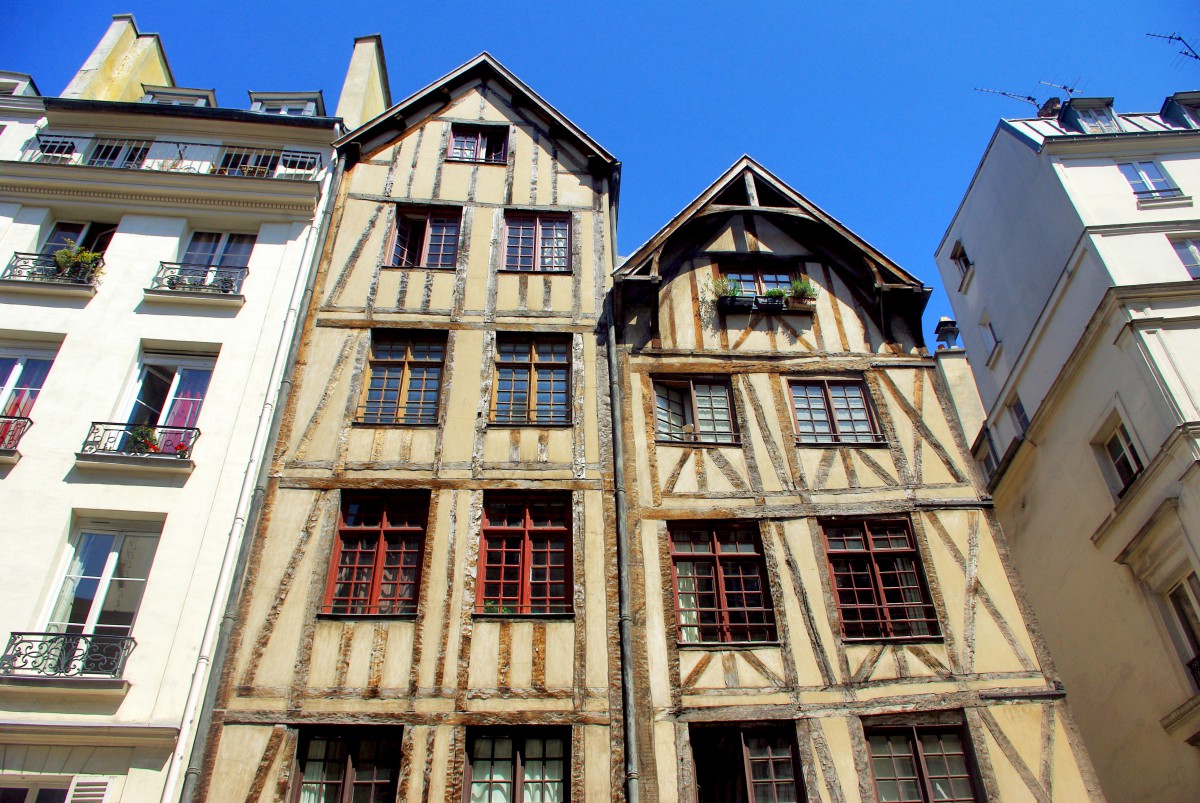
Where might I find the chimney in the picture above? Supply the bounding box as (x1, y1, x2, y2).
(60, 14, 173, 102)
(1038, 97, 1062, 118)
(934, 317, 961, 350)
(336, 35, 392, 130)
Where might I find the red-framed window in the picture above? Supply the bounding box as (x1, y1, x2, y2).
(358, 331, 445, 426)
(790, 378, 884, 445)
(448, 124, 507, 164)
(823, 518, 940, 641)
(464, 729, 569, 803)
(477, 494, 572, 615)
(669, 525, 776, 644)
(690, 725, 801, 803)
(865, 722, 980, 803)
(322, 493, 428, 616)
(492, 335, 571, 425)
(503, 214, 570, 272)
(294, 729, 402, 803)
(390, 207, 461, 269)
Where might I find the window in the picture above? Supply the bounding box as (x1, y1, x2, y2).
(1118, 161, 1182, 199)
(669, 525, 776, 644)
(503, 214, 570, 272)
(123, 355, 213, 453)
(949, 241, 972, 277)
(974, 426, 998, 483)
(87, 138, 150, 169)
(477, 494, 571, 615)
(1104, 421, 1143, 495)
(142, 90, 209, 106)
(978, 318, 998, 357)
(0, 785, 68, 803)
(322, 493, 428, 616)
(1171, 237, 1200, 279)
(1007, 395, 1029, 435)
(690, 726, 800, 803)
(654, 379, 737, 444)
(824, 519, 940, 641)
(448, 124, 507, 163)
(175, 231, 256, 290)
(721, 264, 794, 295)
(33, 136, 77, 164)
(0, 350, 52, 449)
(492, 336, 571, 425)
(1075, 107, 1119, 134)
(358, 331, 445, 426)
(865, 722, 980, 803)
(389, 208, 460, 269)
(465, 729, 568, 803)
(40, 221, 116, 256)
(296, 729, 401, 803)
(790, 379, 883, 445)
(1168, 573, 1200, 689)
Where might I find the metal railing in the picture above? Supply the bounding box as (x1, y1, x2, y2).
(1188, 654, 1200, 689)
(17, 134, 323, 181)
(0, 632, 136, 678)
(150, 262, 248, 294)
(3, 252, 103, 285)
(80, 422, 201, 458)
(1135, 186, 1185, 199)
(0, 416, 32, 450)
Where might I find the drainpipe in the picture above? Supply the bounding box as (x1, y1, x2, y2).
(605, 291, 639, 803)
(170, 149, 345, 803)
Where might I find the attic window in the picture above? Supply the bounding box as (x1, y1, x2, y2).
(1075, 107, 1119, 134)
(448, 125, 507, 164)
(259, 101, 314, 116)
(949, 241, 973, 277)
(141, 89, 211, 107)
(0, 82, 16, 97)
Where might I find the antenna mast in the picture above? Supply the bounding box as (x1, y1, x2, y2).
(1147, 32, 1200, 62)
(973, 87, 1039, 108)
(1039, 80, 1081, 97)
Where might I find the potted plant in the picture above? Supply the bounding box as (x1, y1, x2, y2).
(127, 425, 160, 455)
(52, 239, 104, 283)
(756, 287, 788, 312)
(710, 276, 753, 313)
(786, 277, 818, 308)
(174, 440, 191, 459)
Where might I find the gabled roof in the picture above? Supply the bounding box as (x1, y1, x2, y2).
(334, 52, 618, 176)
(616, 156, 922, 290)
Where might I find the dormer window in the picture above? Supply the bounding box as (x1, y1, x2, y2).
(1075, 107, 1119, 134)
(140, 85, 216, 108)
(448, 125, 507, 164)
(248, 92, 324, 117)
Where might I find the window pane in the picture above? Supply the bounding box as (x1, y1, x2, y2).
(426, 218, 460, 268)
(693, 383, 735, 442)
(505, 219, 536, 270)
(538, 218, 569, 271)
(655, 384, 689, 440)
(792, 383, 833, 442)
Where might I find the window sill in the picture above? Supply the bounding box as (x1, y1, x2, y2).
(74, 452, 196, 476)
(677, 641, 781, 650)
(444, 157, 507, 166)
(655, 437, 741, 448)
(0, 448, 19, 466)
(985, 342, 1003, 368)
(497, 268, 573, 275)
(317, 612, 417, 621)
(472, 611, 574, 620)
(351, 420, 439, 428)
(957, 263, 975, 295)
(0, 278, 97, 299)
(380, 263, 457, 271)
(142, 288, 245, 308)
(1138, 194, 1193, 210)
(1160, 688, 1200, 746)
(0, 674, 130, 696)
(842, 635, 944, 645)
(487, 420, 574, 428)
(795, 438, 888, 449)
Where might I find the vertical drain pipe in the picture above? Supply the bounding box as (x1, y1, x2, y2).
(605, 293, 639, 803)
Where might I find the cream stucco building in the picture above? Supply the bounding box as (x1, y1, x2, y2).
(936, 93, 1200, 801)
(0, 15, 338, 802)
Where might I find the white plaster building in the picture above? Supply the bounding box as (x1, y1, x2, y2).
(935, 92, 1200, 801)
(0, 16, 342, 802)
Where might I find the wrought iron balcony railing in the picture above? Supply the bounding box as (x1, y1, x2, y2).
(17, 134, 323, 181)
(1188, 654, 1200, 689)
(0, 416, 32, 450)
(80, 422, 200, 458)
(0, 632, 136, 678)
(3, 252, 103, 285)
(150, 262, 248, 294)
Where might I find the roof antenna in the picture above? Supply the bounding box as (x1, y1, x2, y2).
(1039, 80, 1081, 98)
(973, 87, 1039, 108)
(1147, 32, 1200, 62)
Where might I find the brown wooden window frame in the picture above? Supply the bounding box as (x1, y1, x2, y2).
(502, 213, 572, 273)
(653, 377, 740, 446)
(476, 493, 573, 616)
(356, 330, 446, 426)
(292, 727, 402, 803)
(720, 263, 797, 296)
(689, 724, 803, 803)
(490, 335, 572, 426)
(463, 727, 570, 803)
(822, 518, 941, 642)
(447, 123, 508, 164)
(669, 524, 777, 645)
(864, 721, 982, 803)
(789, 377, 885, 446)
(321, 492, 429, 617)
(388, 206, 461, 269)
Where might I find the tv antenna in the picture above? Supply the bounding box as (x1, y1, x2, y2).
(974, 87, 1039, 108)
(1147, 32, 1200, 62)
(1039, 80, 1081, 97)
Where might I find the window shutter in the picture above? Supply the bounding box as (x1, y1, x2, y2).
(66, 776, 114, 803)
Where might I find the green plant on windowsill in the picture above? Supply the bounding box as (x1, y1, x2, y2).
(127, 425, 161, 455)
(481, 600, 518, 615)
(762, 288, 788, 299)
(52, 239, 104, 283)
(788, 277, 818, 302)
(708, 275, 743, 300)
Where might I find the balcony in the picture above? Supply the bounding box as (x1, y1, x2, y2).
(1189, 654, 1200, 689)
(0, 632, 136, 679)
(0, 252, 102, 298)
(0, 416, 31, 464)
(17, 134, 323, 181)
(74, 422, 200, 476)
(145, 262, 248, 307)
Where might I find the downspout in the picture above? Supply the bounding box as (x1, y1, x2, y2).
(172, 149, 345, 803)
(605, 290, 639, 803)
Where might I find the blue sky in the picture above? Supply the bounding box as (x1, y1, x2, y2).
(5, 1, 1197, 344)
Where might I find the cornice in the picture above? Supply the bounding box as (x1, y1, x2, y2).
(0, 721, 179, 747)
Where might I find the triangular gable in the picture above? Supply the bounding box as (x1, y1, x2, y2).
(335, 52, 619, 179)
(616, 156, 922, 290)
